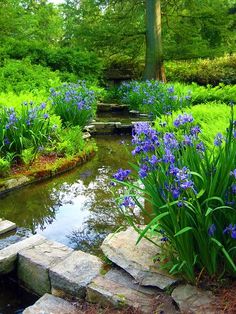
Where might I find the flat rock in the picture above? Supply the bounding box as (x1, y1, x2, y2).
(23, 293, 78, 314)
(0, 219, 16, 235)
(18, 239, 73, 296)
(87, 269, 178, 314)
(50, 250, 103, 299)
(101, 227, 178, 289)
(0, 234, 46, 274)
(171, 284, 218, 314)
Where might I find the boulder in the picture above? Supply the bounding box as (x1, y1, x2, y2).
(23, 293, 79, 314)
(18, 239, 73, 296)
(171, 284, 218, 314)
(50, 250, 103, 299)
(101, 227, 178, 289)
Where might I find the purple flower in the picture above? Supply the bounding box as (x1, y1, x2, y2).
(190, 126, 201, 136)
(196, 142, 205, 153)
(214, 133, 224, 146)
(182, 135, 193, 147)
(230, 169, 236, 179)
(43, 113, 49, 119)
(162, 149, 175, 163)
(40, 103, 46, 109)
(223, 224, 236, 239)
(208, 224, 216, 237)
(173, 113, 194, 128)
(121, 196, 135, 208)
(113, 169, 131, 181)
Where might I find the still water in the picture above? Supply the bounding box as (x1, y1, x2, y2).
(0, 134, 133, 313)
(0, 135, 132, 254)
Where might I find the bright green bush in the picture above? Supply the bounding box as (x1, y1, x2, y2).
(166, 54, 236, 85)
(155, 103, 231, 147)
(0, 158, 10, 177)
(172, 82, 236, 105)
(57, 126, 85, 157)
(0, 59, 61, 93)
(113, 108, 236, 282)
(50, 81, 97, 128)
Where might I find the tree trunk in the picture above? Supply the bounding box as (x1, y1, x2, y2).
(143, 0, 166, 82)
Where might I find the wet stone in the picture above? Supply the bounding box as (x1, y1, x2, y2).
(23, 293, 78, 314)
(0, 219, 16, 235)
(87, 268, 179, 314)
(101, 227, 178, 290)
(171, 284, 218, 314)
(50, 250, 103, 299)
(18, 239, 73, 296)
(0, 234, 46, 274)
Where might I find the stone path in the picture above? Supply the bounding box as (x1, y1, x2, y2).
(0, 225, 219, 313)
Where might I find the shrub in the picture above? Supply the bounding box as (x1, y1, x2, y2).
(57, 126, 85, 157)
(172, 82, 236, 105)
(50, 81, 97, 128)
(118, 80, 192, 117)
(112, 108, 236, 283)
(155, 103, 231, 147)
(0, 59, 61, 93)
(166, 54, 236, 85)
(0, 158, 10, 177)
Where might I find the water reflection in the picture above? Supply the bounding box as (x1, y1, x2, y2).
(0, 135, 132, 251)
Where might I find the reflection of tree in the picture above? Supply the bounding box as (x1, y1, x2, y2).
(0, 135, 133, 245)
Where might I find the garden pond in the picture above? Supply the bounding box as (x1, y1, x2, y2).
(0, 134, 133, 313)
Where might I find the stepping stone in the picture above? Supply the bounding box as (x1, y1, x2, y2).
(18, 239, 73, 296)
(23, 293, 79, 314)
(171, 284, 217, 313)
(0, 234, 46, 274)
(101, 227, 178, 290)
(0, 219, 16, 235)
(87, 268, 179, 314)
(50, 250, 103, 299)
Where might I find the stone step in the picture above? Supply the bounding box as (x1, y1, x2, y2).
(0, 219, 16, 235)
(101, 227, 179, 290)
(18, 239, 73, 296)
(23, 293, 79, 314)
(50, 250, 104, 299)
(0, 234, 46, 274)
(87, 268, 179, 314)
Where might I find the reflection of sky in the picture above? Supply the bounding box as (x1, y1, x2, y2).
(0, 135, 131, 248)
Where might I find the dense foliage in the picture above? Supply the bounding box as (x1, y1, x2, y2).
(113, 108, 236, 282)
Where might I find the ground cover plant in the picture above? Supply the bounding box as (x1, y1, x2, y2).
(155, 103, 231, 148)
(112, 106, 236, 283)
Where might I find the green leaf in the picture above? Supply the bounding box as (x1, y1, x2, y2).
(174, 227, 193, 237)
(211, 238, 236, 272)
(136, 211, 170, 245)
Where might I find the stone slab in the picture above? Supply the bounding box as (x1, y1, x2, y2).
(87, 273, 178, 314)
(171, 284, 217, 314)
(101, 227, 178, 290)
(0, 219, 16, 235)
(0, 234, 46, 274)
(18, 239, 73, 296)
(50, 250, 103, 299)
(23, 293, 78, 314)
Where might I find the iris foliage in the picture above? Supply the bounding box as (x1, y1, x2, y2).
(113, 107, 236, 282)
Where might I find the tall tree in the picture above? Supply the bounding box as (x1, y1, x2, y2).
(143, 0, 165, 81)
